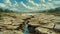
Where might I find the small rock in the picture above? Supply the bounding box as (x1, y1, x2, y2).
(54, 22, 60, 31)
(3, 21, 12, 25)
(28, 18, 40, 26)
(3, 30, 14, 34)
(2, 17, 15, 25)
(40, 23, 54, 29)
(6, 25, 19, 29)
(21, 14, 33, 19)
(35, 27, 49, 34)
(12, 19, 24, 26)
(35, 27, 56, 34)
(14, 30, 23, 34)
(28, 22, 40, 27)
(0, 32, 3, 34)
(40, 19, 51, 24)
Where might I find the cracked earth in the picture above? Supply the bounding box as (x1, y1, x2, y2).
(0, 13, 60, 34)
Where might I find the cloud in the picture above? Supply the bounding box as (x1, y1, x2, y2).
(42, 4, 46, 7)
(28, 0, 41, 7)
(3, 0, 19, 10)
(48, 1, 57, 9)
(0, 3, 6, 8)
(27, 0, 55, 10)
(0, 0, 59, 12)
(0, 0, 19, 12)
(40, 0, 52, 2)
(53, 1, 60, 4)
(10, 8, 18, 11)
(14, 1, 18, 6)
(5, 0, 11, 4)
(20, 1, 38, 10)
(4, 0, 12, 7)
(11, 1, 18, 8)
(44, 3, 55, 10)
(48, 0, 52, 1)
(39, 0, 56, 10)
(20, 0, 56, 11)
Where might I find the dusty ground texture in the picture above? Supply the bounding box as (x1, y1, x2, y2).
(0, 13, 60, 34)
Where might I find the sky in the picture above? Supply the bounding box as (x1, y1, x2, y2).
(0, 0, 60, 12)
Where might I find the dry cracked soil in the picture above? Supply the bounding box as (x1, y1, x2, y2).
(0, 13, 60, 34)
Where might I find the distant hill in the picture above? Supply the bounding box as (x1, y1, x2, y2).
(0, 8, 14, 13)
(48, 7, 60, 13)
(41, 7, 60, 16)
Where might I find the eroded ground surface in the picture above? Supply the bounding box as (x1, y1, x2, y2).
(0, 13, 60, 34)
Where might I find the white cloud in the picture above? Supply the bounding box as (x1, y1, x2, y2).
(5, 0, 18, 8)
(14, 1, 18, 6)
(0, 0, 58, 12)
(21, 0, 56, 11)
(20, 1, 38, 10)
(42, 4, 46, 7)
(43, 2, 55, 10)
(39, 0, 55, 10)
(53, 1, 60, 4)
(10, 1, 18, 8)
(28, 0, 41, 7)
(20, 2, 27, 8)
(28, 0, 55, 10)
(5, 0, 11, 4)
(1, 0, 19, 11)
(4, 0, 12, 7)
(10, 8, 18, 11)
(48, 0, 52, 1)
(48, 3, 56, 9)
(40, 0, 52, 2)
(0, 3, 6, 8)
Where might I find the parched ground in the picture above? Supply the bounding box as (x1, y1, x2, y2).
(0, 12, 60, 34)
